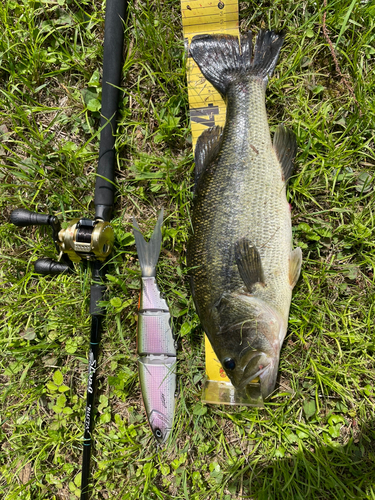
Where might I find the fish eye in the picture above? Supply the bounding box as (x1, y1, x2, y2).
(154, 428, 163, 440)
(223, 357, 236, 370)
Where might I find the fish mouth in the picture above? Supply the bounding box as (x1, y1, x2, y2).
(239, 356, 278, 399)
(233, 348, 278, 399)
(223, 348, 263, 390)
(237, 353, 266, 390)
(259, 360, 279, 399)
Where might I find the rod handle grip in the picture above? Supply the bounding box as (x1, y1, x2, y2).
(10, 208, 54, 227)
(34, 258, 71, 275)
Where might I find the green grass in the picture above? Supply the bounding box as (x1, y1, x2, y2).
(1, 0, 375, 498)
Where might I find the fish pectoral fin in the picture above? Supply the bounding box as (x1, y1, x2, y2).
(289, 247, 302, 288)
(194, 126, 223, 190)
(234, 238, 265, 292)
(273, 124, 297, 183)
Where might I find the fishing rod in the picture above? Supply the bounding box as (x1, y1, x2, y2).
(10, 0, 128, 498)
(80, 2, 127, 496)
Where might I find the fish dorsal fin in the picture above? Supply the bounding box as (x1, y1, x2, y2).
(289, 247, 302, 288)
(273, 124, 297, 183)
(234, 238, 265, 292)
(194, 125, 223, 189)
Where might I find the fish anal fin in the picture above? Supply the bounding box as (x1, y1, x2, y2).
(273, 124, 297, 183)
(234, 238, 265, 292)
(289, 247, 302, 288)
(194, 125, 223, 189)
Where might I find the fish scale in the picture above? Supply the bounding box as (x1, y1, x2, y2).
(187, 30, 301, 398)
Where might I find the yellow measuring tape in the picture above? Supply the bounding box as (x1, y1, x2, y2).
(181, 0, 262, 406)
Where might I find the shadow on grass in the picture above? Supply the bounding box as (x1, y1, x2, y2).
(237, 417, 375, 500)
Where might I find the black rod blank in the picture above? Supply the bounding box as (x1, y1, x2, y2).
(80, 261, 107, 500)
(80, 314, 103, 499)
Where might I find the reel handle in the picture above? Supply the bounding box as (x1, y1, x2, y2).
(34, 258, 71, 275)
(10, 208, 57, 227)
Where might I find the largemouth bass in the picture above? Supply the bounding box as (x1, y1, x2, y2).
(133, 210, 177, 443)
(187, 30, 302, 399)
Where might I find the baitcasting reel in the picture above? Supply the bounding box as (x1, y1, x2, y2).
(10, 208, 115, 275)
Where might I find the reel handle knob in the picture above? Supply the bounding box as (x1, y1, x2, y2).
(34, 258, 71, 275)
(10, 208, 56, 227)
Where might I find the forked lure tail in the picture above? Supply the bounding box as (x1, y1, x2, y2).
(133, 209, 177, 444)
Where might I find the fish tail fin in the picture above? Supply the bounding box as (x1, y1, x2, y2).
(133, 208, 164, 277)
(190, 30, 284, 96)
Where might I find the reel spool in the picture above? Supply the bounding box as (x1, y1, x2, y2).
(59, 218, 114, 263)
